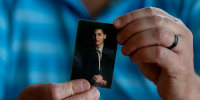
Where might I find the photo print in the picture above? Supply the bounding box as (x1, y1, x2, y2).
(71, 19, 118, 89)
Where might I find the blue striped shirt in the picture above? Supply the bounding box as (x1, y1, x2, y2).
(0, 0, 200, 99)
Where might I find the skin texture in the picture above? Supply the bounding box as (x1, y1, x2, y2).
(18, 79, 100, 100)
(113, 7, 200, 100)
(93, 29, 107, 48)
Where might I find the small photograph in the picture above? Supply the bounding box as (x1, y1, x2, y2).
(71, 19, 118, 89)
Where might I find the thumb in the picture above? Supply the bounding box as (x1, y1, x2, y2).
(55, 79, 91, 99)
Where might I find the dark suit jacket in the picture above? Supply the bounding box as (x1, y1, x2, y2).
(71, 45, 116, 88)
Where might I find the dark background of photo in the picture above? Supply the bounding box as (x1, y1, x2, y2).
(71, 19, 118, 88)
(76, 20, 118, 53)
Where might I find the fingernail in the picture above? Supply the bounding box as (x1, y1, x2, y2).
(114, 19, 121, 27)
(82, 81, 90, 91)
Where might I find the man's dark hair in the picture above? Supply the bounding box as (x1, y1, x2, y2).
(91, 23, 107, 35)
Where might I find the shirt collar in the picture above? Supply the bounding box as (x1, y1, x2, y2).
(96, 44, 104, 53)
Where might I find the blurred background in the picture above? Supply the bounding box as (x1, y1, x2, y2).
(0, 0, 200, 99)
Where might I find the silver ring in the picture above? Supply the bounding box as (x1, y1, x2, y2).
(167, 33, 178, 50)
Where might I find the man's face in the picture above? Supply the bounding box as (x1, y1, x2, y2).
(93, 29, 107, 48)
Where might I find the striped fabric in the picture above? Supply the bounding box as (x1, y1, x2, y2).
(0, 0, 200, 99)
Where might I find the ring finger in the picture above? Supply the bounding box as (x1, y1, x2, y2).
(116, 15, 185, 45)
(121, 28, 182, 56)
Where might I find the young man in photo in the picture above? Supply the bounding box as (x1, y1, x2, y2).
(87, 27, 116, 88)
(91, 28, 108, 86)
(71, 23, 116, 88)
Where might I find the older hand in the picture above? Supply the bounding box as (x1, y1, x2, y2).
(18, 79, 100, 100)
(114, 7, 200, 100)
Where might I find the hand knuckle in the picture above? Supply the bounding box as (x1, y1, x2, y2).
(155, 28, 166, 42)
(154, 46, 165, 60)
(151, 15, 163, 25)
(163, 16, 170, 24)
(67, 81, 75, 95)
(145, 7, 157, 15)
(48, 83, 60, 100)
(174, 18, 182, 24)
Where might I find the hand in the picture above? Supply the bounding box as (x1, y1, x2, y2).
(92, 75, 103, 83)
(100, 80, 107, 86)
(18, 79, 100, 100)
(114, 7, 200, 100)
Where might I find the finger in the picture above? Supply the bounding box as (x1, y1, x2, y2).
(116, 15, 184, 44)
(113, 7, 179, 29)
(121, 28, 180, 56)
(130, 46, 181, 74)
(65, 87, 100, 100)
(53, 79, 91, 99)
